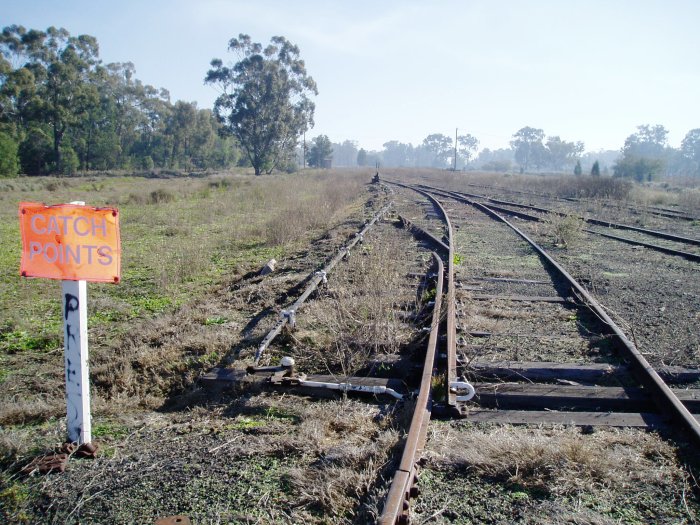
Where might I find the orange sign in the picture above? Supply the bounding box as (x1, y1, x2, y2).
(19, 202, 121, 283)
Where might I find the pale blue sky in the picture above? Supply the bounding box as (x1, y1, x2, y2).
(3, 0, 699, 152)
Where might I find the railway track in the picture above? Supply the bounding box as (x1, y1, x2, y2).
(414, 183, 700, 263)
(379, 178, 700, 523)
(450, 180, 700, 222)
(197, 176, 700, 523)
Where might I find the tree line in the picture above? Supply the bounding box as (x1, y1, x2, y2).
(0, 25, 240, 177)
(322, 124, 700, 180)
(319, 128, 582, 173)
(2, 26, 699, 181)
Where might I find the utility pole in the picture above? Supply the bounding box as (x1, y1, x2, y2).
(454, 128, 458, 171)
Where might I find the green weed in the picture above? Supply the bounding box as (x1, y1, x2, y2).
(264, 406, 300, 423)
(0, 330, 57, 354)
(92, 421, 130, 440)
(421, 288, 436, 301)
(132, 296, 172, 315)
(231, 416, 265, 431)
(203, 316, 228, 326)
(0, 478, 32, 524)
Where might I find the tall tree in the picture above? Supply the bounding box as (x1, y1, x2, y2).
(2, 26, 101, 172)
(307, 134, 332, 168)
(457, 133, 479, 168)
(1, 25, 239, 174)
(681, 128, 700, 176)
(510, 126, 545, 172)
(0, 131, 18, 176)
(614, 124, 668, 181)
(623, 124, 668, 158)
(357, 148, 367, 167)
(382, 140, 412, 167)
(545, 136, 584, 172)
(206, 34, 317, 175)
(332, 139, 358, 167)
(422, 133, 452, 168)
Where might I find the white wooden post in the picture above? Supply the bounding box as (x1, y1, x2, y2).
(63, 201, 91, 444)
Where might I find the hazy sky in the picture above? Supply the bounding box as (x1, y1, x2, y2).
(3, 0, 699, 153)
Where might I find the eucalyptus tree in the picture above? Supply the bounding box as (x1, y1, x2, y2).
(681, 129, 700, 176)
(614, 124, 669, 181)
(307, 134, 333, 168)
(422, 133, 452, 168)
(382, 140, 412, 167)
(1, 26, 100, 172)
(206, 34, 317, 175)
(332, 139, 358, 167)
(457, 133, 479, 168)
(511, 126, 545, 172)
(545, 136, 584, 172)
(357, 148, 368, 167)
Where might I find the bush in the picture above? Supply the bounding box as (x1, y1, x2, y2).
(147, 188, 175, 204)
(482, 160, 511, 172)
(60, 146, 80, 176)
(19, 128, 53, 175)
(552, 176, 631, 200)
(0, 132, 19, 177)
(546, 214, 584, 248)
(613, 155, 664, 182)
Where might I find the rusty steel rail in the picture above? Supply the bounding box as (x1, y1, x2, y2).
(380, 252, 444, 525)
(585, 229, 700, 263)
(397, 215, 449, 254)
(417, 183, 700, 247)
(433, 180, 700, 222)
(421, 185, 700, 263)
(254, 201, 393, 365)
(385, 181, 458, 407)
(436, 189, 700, 447)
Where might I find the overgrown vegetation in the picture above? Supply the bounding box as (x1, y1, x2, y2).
(292, 227, 417, 377)
(0, 170, 368, 426)
(544, 214, 585, 249)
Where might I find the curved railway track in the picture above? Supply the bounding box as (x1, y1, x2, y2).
(379, 178, 700, 523)
(451, 180, 700, 222)
(198, 175, 700, 524)
(415, 183, 700, 263)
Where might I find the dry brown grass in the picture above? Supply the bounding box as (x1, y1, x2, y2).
(281, 399, 402, 521)
(678, 188, 700, 215)
(264, 173, 366, 246)
(294, 227, 417, 377)
(386, 168, 634, 201)
(628, 185, 678, 208)
(427, 425, 693, 500)
(1, 393, 405, 524)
